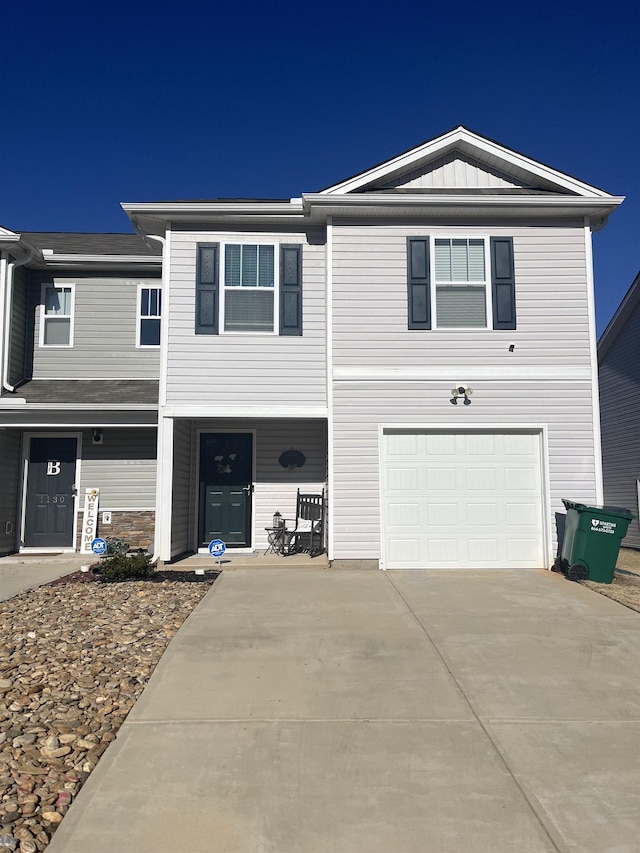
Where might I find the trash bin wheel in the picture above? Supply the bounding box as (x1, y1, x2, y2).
(567, 564, 588, 582)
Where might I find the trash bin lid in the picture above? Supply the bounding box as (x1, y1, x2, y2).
(561, 499, 636, 520)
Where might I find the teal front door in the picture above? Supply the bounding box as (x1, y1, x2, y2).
(199, 433, 253, 548)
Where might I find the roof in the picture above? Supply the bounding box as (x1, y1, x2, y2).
(1, 379, 159, 406)
(20, 232, 161, 256)
(598, 271, 640, 359)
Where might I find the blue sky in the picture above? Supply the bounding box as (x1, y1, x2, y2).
(2, 0, 637, 334)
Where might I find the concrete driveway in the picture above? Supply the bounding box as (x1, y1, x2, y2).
(48, 568, 640, 853)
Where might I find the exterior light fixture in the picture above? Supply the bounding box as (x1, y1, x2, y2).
(450, 386, 472, 406)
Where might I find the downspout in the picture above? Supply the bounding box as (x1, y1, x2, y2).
(3, 248, 35, 392)
(130, 222, 167, 566)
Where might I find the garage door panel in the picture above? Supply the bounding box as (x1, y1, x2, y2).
(382, 430, 545, 569)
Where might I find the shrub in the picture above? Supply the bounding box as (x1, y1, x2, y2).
(98, 552, 154, 581)
(105, 537, 129, 556)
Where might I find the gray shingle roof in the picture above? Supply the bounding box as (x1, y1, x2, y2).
(2, 380, 159, 405)
(20, 233, 161, 256)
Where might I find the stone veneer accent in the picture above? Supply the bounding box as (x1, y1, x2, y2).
(76, 511, 155, 551)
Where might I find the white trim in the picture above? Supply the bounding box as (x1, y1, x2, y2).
(159, 230, 170, 408)
(377, 423, 550, 571)
(42, 254, 161, 267)
(136, 284, 162, 349)
(20, 431, 83, 552)
(39, 282, 75, 348)
(322, 127, 618, 198)
(194, 428, 256, 554)
(162, 405, 328, 419)
(326, 217, 335, 561)
(431, 235, 491, 329)
(0, 421, 157, 428)
(332, 367, 592, 381)
(156, 416, 173, 562)
(0, 402, 158, 410)
(584, 221, 604, 504)
(219, 241, 279, 335)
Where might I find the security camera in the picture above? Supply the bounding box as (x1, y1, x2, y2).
(92, 429, 103, 445)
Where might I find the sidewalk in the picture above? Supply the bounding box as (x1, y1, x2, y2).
(48, 568, 640, 853)
(0, 553, 88, 600)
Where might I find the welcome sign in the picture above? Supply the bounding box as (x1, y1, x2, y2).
(81, 488, 100, 553)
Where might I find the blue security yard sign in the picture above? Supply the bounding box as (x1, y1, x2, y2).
(91, 537, 107, 556)
(208, 539, 226, 558)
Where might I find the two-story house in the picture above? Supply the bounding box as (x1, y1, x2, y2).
(0, 230, 161, 556)
(0, 127, 623, 568)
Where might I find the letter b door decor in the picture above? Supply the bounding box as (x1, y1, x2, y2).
(24, 437, 77, 548)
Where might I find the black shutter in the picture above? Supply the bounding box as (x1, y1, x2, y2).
(407, 237, 431, 329)
(280, 244, 302, 336)
(196, 244, 219, 334)
(491, 237, 516, 330)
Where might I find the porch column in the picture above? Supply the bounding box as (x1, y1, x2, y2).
(155, 414, 174, 562)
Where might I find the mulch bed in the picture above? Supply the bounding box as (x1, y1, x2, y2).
(48, 568, 220, 586)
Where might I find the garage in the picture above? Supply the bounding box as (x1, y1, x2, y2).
(381, 429, 546, 569)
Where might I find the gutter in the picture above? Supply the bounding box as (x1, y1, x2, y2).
(3, 246, 36, 392)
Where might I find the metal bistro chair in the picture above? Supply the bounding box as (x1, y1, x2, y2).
(281, 490, 325, 557)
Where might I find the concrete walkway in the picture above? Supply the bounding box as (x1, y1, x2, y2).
(0, 553, 88, 600)
(47, 569, 639, 853)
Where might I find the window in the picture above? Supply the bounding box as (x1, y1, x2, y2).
(434, 238, 488, 328)
(407, 236, 515, 331)
(40, 284, 74, 347)
(195, 242, 302, 336)
(137, 286, 162, 347)
(223, 244, 276, 332)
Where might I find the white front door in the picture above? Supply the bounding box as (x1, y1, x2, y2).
(382, 429, 545, 569)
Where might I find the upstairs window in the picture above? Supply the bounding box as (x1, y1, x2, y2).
(223, 244, 275, 332)
(407, 236, 515, 331)
(195, 242, 302, 336)
(434, 238, 488, 328)
(138, 286, 162, 347)
(40, 284, 74, 347)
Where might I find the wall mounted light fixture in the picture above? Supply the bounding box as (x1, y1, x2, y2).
(450, 386, 472, 406)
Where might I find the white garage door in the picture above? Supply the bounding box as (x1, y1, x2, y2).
(382, 430, 545, 569)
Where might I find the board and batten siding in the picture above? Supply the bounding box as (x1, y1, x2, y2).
(9, 266, 28, 386)
(331, 382, 598, 562)
(599, 303, 640, 548)
(174, 418, 327, 552)
(78, 428, 157, 508)
(0, 430, 21, 556)
(165, 233, 326, 407)
(332, 222, 591, 369)
(28, 275, 161, 379)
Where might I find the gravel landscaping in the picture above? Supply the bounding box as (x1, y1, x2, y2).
(0, 571, 217, 852)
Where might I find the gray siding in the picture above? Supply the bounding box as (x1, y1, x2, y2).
(28, 274, 161, 379)
(174, 418, 327, 552)
(0, 430, 21, 555)
(599, 305, 640, 548)
(332, 223, 590, 369)
(9, 266, 28, 386)
(79, 428, 157, 508)
(166, 233, 326, 407)
(332, 382, 598, 562)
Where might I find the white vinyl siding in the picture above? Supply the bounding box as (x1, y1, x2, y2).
(29, 276, 161, 379)
(166, 231, 326, 407)
(40, 284, 74, 347)
(137, 286, 162, 347)
(330, 381, 598, 563)
(332, 222, 590, 369)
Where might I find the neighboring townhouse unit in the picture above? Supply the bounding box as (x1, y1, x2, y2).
(0, 127, 624, 568)
(598, 271, 640, 548)
(0, 230, 161, 556)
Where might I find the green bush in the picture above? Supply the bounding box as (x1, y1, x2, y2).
(98, 552, 154, 580)
(105, 536, 129, 556)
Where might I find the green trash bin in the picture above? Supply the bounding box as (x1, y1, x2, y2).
(555, 500, 635, 584)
